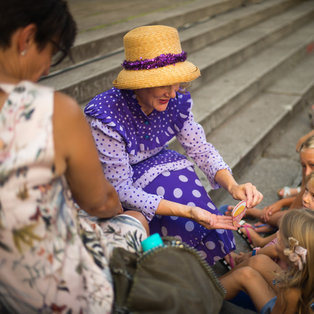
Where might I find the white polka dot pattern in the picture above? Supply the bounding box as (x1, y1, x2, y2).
(84, 87, 231, 222)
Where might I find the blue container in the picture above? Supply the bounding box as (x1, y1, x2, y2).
(141, 233, 164, 252)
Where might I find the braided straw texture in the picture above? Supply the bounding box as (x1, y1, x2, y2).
(113, 25, 200, 89)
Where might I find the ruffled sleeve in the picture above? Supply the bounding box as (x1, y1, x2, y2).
(84, 88, 138, 153)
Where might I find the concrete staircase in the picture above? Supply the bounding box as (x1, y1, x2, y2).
(41, 0, 314, 206)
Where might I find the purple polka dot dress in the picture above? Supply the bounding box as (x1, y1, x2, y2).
(84, 87, 236, 265)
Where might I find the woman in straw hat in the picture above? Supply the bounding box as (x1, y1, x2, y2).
(84, 25, 263, 265)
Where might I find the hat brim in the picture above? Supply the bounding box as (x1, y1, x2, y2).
(113, 61, 200, 89)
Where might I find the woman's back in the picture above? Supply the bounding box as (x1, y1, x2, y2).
(0, 81, 114, 313)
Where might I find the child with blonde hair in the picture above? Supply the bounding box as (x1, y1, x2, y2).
(220, 208, 314, 313)
(255, 135, 314, 224)
(233, 171, 314, 256)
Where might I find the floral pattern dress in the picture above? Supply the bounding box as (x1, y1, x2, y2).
(0, 81, 146, 313)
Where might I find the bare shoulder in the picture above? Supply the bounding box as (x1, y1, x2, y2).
(53, 91, 83, 120)
(52, 91, 91, 169)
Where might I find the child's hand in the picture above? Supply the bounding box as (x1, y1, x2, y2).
(234, 251, 251, 264)
(261, 201, 283, 221)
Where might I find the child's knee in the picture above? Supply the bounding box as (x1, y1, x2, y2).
(234, 266, 260, 283)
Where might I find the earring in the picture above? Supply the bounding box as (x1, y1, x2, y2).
(21, 50, 27, 56)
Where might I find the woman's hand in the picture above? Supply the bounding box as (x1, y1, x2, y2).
(214, 169, 263, 208)
(190, 207, 238, 230)
(228, 182, 263, 208)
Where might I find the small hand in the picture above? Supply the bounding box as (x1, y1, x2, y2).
(261, 201, 282, 221)
(229, 182, 263, 208)
(234, 251, 251, 264)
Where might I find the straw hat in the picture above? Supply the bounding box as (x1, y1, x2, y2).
(113, 25, 200, 89)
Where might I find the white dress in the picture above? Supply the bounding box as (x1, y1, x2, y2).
(0, 81, 146, 313)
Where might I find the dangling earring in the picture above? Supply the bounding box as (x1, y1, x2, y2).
(21, 50, 27, 56)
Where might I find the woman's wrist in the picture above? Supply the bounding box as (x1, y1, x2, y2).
(228, 183, 239, 196)
(215, 169, 238, 194)
(189, 205, 204, 222)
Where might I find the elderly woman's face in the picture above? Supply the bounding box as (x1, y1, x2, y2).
(134, 84, 180, 115)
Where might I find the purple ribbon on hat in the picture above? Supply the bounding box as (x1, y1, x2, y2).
(122, 51, 187, 70)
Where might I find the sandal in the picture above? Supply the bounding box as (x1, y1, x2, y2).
(253, 222, 277, 234)
(236, 222, 255, 250)
(277, 186, 301, 199)
(219, 253, 235, 271)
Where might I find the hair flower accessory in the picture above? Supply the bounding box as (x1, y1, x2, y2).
(283, 237, 307, 271)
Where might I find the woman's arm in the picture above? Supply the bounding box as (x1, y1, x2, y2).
(53, 92, 122, 218)
(177, 110, 231, 190)
(177, 110, 263, 208)
(87, 118, 237, 230)
(156, 199, 238, 230)
(85, 118, 163, 222)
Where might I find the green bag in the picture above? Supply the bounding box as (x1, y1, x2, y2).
(109, 237, 225, 314)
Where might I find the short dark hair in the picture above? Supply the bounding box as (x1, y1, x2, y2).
(0, 0, 77, 65)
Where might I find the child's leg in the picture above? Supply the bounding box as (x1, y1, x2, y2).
(220, 266, 276, 312)
(246, 254, 282, 289)
(245, 207, 264, 219)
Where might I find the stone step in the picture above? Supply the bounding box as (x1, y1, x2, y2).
(63, 0, 299, 70)
(205, 40, 314, 200)
(179, 0, 299, 56)
(61, 0, 251, 69)
(167, 9, 314, 154)
(191, 16, 314, 135)
(41, 0, 311, 106)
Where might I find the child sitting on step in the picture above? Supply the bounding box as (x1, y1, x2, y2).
(220, 208, 314, 314)
(222, 134, 314, 236)
(232, 171, 314, 266)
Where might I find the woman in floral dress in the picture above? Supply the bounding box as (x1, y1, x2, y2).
(0, 1, 148, 313)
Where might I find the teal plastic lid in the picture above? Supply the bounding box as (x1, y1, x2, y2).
(141, 233, 164, 252)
